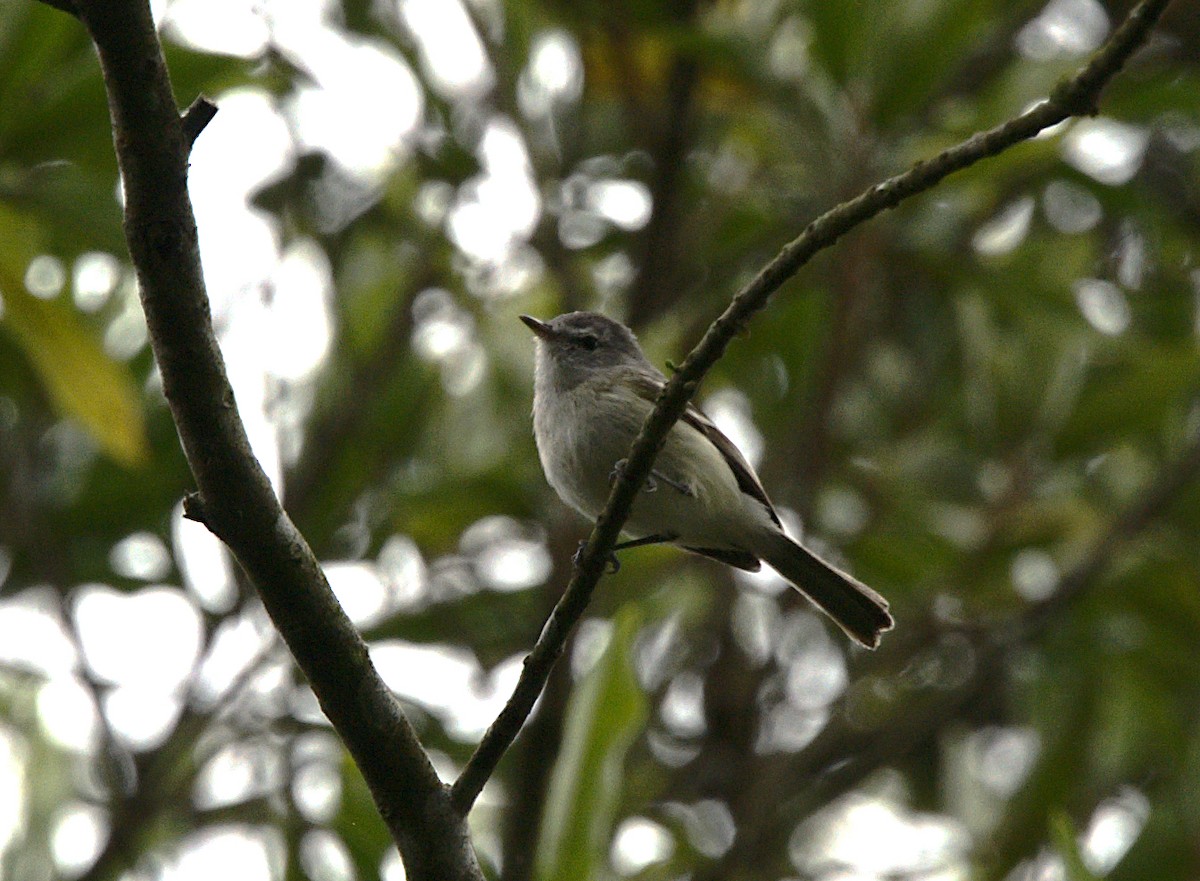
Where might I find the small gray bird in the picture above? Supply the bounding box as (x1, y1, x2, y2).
(521, 311, 893, 648)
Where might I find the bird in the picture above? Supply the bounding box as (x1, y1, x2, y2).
(520, 310, 893, 648)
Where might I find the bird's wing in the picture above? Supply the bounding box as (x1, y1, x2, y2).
(626, 370, 783, 528)
(682, 545, 763, 571)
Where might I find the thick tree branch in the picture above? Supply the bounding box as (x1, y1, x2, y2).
(72, 2, 480, 878)
(450, 0, 1172, 815)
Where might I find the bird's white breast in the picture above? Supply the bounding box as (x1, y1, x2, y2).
(531, 363, 771, 549)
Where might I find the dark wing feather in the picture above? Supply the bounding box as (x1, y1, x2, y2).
(682, 546, 763, 571)
(626, 369, 783, 529)
(679, 403, 782, 527)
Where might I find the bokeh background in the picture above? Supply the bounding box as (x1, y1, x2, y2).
(2, 0, 1199, 878)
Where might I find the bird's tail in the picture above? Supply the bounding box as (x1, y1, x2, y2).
(755, 531, 893, 648)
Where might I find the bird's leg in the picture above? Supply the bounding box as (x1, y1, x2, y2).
(655, 472, 696, 497)
(573, 533, 678, 574)
(609, 459, 695, 497)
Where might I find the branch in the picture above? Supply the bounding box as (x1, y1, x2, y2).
(449, 0, 1173, 815)
(72, 2, 480, 878)
(181, 95, 218, 151)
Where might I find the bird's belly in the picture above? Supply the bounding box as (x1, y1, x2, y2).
(538, 409, 633, 520)
(535, 387, 759, 549)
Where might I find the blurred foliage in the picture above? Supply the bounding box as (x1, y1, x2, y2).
(535, 606, 648, 881)
(1, 0, 1199, 879)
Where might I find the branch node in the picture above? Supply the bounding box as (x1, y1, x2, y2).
(181, 96, 218, 152)
(182, 491, 213, 531)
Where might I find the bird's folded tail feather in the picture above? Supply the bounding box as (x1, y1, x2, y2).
(756, 532, 893, 648)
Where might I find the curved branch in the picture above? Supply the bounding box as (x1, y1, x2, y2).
(72, 2, 480, 878)
(449, 0, 1173, 815)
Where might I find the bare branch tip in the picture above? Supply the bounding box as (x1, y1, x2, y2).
(181, 96, 219, 152)
(182, 492, 212, 529)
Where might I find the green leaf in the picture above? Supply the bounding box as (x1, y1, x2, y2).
(804, 0, 864, 85)
(0, 204, 147, 467)
(0, 2, 113, 174)
(535, 604, 649, 881)
(3, 160, 126, 257)
(1, 285, 149, 467)
(1051, 811, 1101, 881)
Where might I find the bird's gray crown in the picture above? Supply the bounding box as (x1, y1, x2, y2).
(546, 312, 641, 356)
(525, 311, 654, 391)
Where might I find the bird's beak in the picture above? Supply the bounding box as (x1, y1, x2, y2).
(520, 314, 555, 340)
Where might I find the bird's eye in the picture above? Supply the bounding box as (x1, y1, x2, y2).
(578, 333, 599, 351)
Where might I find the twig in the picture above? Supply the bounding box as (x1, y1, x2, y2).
(449, 0, 1173, 815)
(181, 96, 218, 151)
(181, 490, 213, 532)
(70, 1, 481, 878)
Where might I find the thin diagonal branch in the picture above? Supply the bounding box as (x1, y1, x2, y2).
(449, 0, 1172, 815)
(71, 1, 480, 878)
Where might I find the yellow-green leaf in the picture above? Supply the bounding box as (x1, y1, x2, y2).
(1051, 811, 1101, 881)
(2, 283, 148, 467)
(535, 604, 649, 881)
